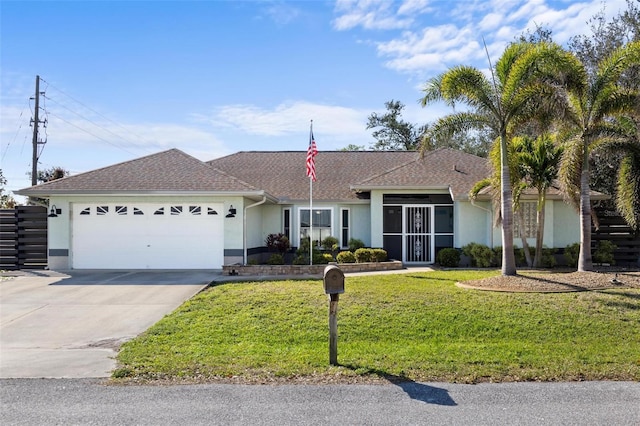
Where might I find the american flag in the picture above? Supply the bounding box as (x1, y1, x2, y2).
(306, 126, 318, 181)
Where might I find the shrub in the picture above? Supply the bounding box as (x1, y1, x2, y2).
(564, 243, 580, 268)
(266, 253, 284, 265)
(336, 251, 356, 263)
(293, 255, 307, 265)
(348, 238, 365, 252)
(265, 233, 290, 254)
(540, 247, 557, 268)
(354, 248, 373, 263)
(371, 248, 388, 262)
(321, 236, 339, 251)
(594, 240, 616, 265)
(462, 243, 494, 268)
(436, 248, 460, 267)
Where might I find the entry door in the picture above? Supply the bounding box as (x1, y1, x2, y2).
(405, 206, 431, 263)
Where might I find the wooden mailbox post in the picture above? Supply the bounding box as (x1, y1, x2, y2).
(323, 265, 345, 366)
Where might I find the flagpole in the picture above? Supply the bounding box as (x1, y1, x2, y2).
(309, 120, 313, 266)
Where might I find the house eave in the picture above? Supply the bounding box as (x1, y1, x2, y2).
(350, 185, 450, 192)
(14, 189, 277, 202)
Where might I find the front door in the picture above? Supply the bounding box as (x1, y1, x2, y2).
(405, 206, 431, 263)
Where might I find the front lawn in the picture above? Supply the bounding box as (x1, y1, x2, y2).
(114, 270, 640, 383)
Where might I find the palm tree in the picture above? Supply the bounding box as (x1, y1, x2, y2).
(512, 134, 564, 267)
(558, 41, 640, 271)
(421, 41, 583, 276)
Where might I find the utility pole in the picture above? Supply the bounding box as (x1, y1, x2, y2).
(30, 75, 46, 187)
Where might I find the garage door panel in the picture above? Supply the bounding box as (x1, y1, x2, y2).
(72, 203, 224, 269)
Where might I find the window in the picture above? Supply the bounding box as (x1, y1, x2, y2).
(283, 208, 291, 242)
(189, 206, 201, 215)
(299, 208, 332, 246)
(133, 207, 144, 215)
(207, 207, 218, 215)
(97, 206, 109, 215)
(80, 207, 91, 215)
(340, 208, 350, 249)
(154, 207, 165, 215)
(515, 202, 537, 238)
(171, 206, 183, 215)
(116, 206, 127, 215)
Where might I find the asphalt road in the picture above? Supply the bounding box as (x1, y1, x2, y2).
(1, 379, 638, 425)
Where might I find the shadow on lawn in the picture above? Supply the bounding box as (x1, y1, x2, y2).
(341, 363, 457, 406)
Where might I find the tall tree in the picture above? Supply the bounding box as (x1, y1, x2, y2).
(421, 41, 582, 276)
(366, 100, 427, 150)
(569, 0, 640, 231)
(558, 41, 640, 271)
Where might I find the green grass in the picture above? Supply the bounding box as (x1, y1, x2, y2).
(114, 270, 640, 383)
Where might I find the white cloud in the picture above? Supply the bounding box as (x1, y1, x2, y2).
(204, 101, 368, 141)
(333, 0, 416, 30)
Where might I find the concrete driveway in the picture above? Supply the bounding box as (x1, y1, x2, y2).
(0, 270, 215, 379)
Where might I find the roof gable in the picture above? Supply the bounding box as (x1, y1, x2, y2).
(17, 149, 259, 195)
(353, 148, 490, 200)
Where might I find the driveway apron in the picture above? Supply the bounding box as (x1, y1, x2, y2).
(0, 271, 213, 378)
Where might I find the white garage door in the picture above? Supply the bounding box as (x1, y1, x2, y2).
(72, 203, 224, 269)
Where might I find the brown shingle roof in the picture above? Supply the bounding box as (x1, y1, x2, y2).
(208, 151, 420, 201)
(17, 149, 260, 195)
(352, 148, 491, 200)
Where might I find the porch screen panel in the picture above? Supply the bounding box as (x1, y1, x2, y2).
(383, 235, 402, 261)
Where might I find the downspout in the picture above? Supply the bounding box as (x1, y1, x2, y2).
(243, 196, 267, 265)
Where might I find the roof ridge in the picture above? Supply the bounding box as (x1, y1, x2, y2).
(356, 152, 422, 185)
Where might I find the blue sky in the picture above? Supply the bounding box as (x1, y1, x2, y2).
(0, 0, 629, 199)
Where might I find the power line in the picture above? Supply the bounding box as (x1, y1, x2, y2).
(43, 95, 146, 153)
(45, 110, 140, 156)
(1, 99, 30, 162)
(40, 77, 155, 153)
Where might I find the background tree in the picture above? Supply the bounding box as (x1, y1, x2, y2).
(35, 166, 69, 184)
(0, 169, 17, 208)
(26, 166, 70, 206)
(366, 100, 427, 151)
(366, 100, 493, 156)
(340, 144, 365, 151)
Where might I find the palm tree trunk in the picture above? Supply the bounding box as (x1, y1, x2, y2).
(500, 133, 517, 275)
(578, 150, 593, 272)
(534, 191, 545, 268)
(517, 210, 533, 267)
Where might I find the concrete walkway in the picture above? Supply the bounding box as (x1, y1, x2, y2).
(0, 270, 213, 378)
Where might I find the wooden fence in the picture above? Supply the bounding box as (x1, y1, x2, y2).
(0, 206, 48, 270)
(592, 207, 640, 267)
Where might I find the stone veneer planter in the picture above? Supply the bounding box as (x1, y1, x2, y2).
(222, 260, 404, 276)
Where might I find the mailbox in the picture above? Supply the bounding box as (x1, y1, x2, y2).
(323, 264, 345, 294)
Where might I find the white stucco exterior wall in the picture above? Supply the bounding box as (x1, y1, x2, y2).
(457, 200, 493, 248)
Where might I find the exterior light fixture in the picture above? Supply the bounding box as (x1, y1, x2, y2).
(48, 205, 61, 218)
(226, 205, 237, 218)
